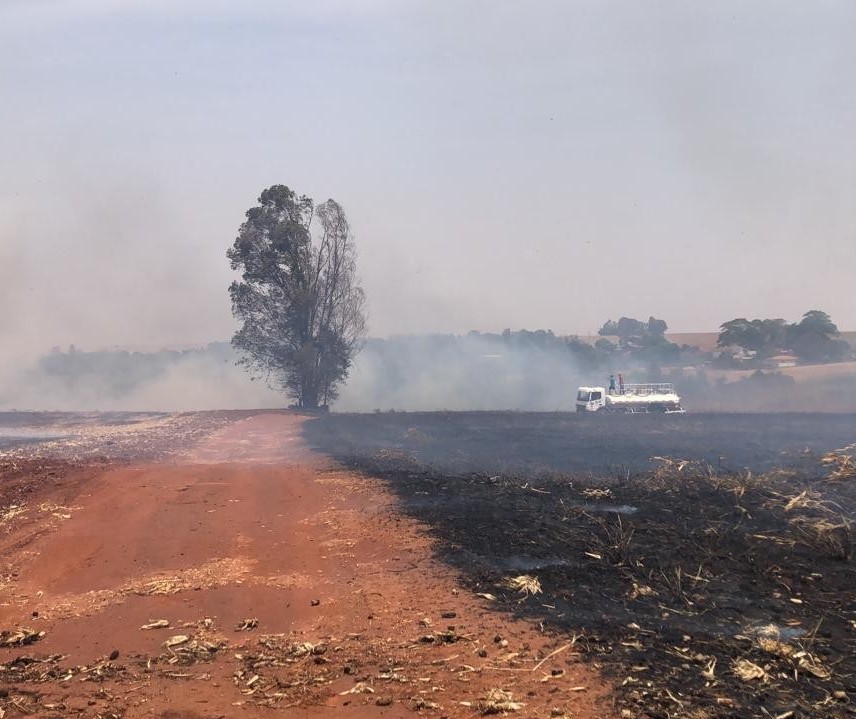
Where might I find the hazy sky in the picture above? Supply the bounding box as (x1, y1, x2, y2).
(2, 0, 855, 357)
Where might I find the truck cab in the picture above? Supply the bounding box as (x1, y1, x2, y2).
(576, 386, 606, 412)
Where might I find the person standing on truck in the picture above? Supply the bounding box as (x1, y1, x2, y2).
(618, 373, 625, 394)
(609, 374, 616, 393)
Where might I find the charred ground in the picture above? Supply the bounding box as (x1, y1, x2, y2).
(302, 411, 856, 475)
(305, 412, 856, 718)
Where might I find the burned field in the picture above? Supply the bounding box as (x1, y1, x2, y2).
(306, 412, 856, 718)
(303, 411, 856, 476)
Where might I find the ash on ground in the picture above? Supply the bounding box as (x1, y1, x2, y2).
(307, 411, 856, 718)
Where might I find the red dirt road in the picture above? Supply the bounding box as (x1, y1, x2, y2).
(0, 413, 612, 718)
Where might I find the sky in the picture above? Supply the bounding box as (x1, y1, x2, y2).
(2, 0, 855, 359)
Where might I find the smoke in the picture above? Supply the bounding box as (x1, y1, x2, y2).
(338, 339, 856, 414)
(676, 368, 856, 414)
(1, 335, 853, 413)
(0, 344, 282, 412)
(0, 334, 595, 413)
(0, 157, 242, 358)
(102, 354, 283, 412)
(336, 334, 589, 412)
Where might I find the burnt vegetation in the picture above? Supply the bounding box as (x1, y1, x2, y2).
(307, 413, 856, 718)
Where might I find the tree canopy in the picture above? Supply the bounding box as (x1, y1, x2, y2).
(717, 310, 849, 363)
(597, 315, 679, 363)
(717, 318, 787, 357)
(787, 310, 849, 363)
(227, 185, 366, 408)
(599, 316, 669, 342)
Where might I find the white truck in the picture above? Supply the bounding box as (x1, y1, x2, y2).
(576, 382, 684, 414)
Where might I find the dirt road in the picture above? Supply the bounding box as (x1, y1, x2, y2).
(0, 413, 611, 718)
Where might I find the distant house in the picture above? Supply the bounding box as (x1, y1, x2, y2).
(715, 346, 756, 362)
(767, 353, 797, 369)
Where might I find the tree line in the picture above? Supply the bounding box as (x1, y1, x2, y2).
(11, 179, 851, 411)
(224, 184, 852, 409)
(716, 310, 850, 364)
(595, 310, 852, 366)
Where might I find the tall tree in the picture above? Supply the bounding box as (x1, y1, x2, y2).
(227, 185, 366, 408)
(787, 310, 848, 363)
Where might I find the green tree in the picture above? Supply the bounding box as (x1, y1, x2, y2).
(599, 316, 669, 344)
(228, 185, 366, 408)
(719, 311, 849, 364)
(646, 316, 668, 337)
(795, 309, 838, 336)
(787, 310, 848, 363)
(717, 318, 786, 357)
(599, 317, 647, 341)
(717, 318, 752, 349)
(596, 315, 680, 365)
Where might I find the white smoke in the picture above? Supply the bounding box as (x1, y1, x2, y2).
(336, 334, 589, 412)
(0, 346, 283, 412)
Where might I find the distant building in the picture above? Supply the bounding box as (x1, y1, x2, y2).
(714, 346, 756, 362)
(767, 353, 797, 369)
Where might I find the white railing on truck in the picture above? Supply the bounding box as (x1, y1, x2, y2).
(609, 383, 675, 396)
